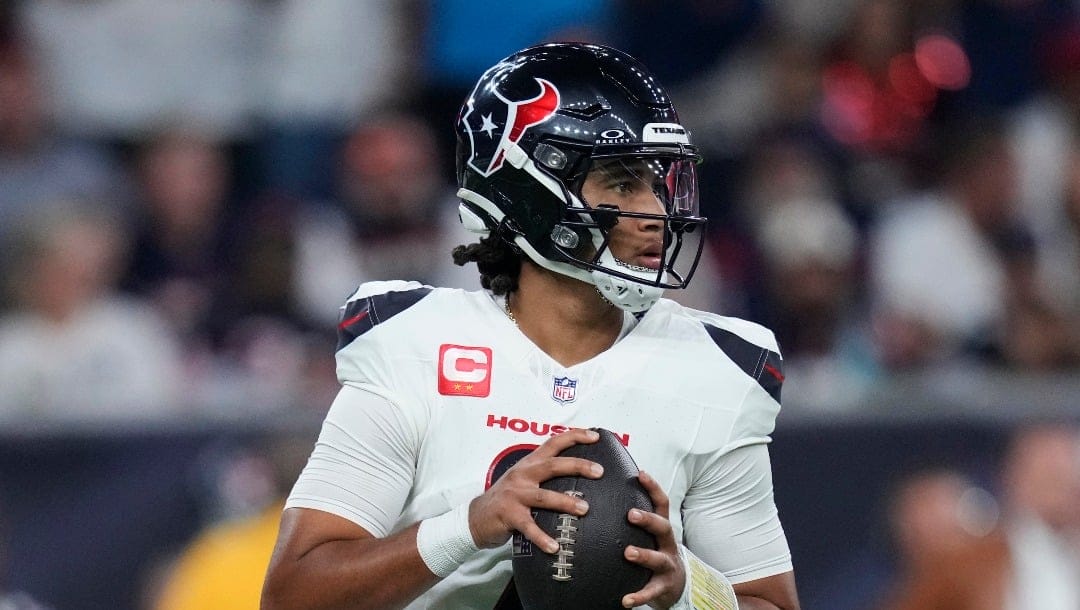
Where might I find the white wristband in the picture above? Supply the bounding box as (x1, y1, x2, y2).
(670, 545, 739, 610)
(416, 503, 480, 578)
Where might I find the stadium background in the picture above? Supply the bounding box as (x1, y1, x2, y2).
(0, 1, 1078, 608)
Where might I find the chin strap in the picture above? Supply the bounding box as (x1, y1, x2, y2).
(592, 248, 664, 313)
(592, 271, 662, 313)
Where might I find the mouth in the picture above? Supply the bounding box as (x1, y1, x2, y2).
(615, 245, 664, 272)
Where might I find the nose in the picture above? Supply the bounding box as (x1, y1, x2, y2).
(628, 188, 665, 214)
(629, 191, 665, 232)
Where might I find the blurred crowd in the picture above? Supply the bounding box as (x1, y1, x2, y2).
(0, 2, 1079, 606)
(0, 0, 1078, 426)
(807, 422, 1080, 610)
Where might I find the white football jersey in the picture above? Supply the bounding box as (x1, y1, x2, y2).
(287, 280, 793, 609)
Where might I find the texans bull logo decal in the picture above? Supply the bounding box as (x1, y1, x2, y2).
(461, 77, 561, 177)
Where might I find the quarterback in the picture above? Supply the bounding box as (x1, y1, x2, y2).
(262, 43, 800, 610)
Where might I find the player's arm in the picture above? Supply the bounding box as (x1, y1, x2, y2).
(622, 468, 799, 610)
(731, 573, 799, 610)
(261, 385, 603, 610)
(263, 437, 604, 610)
(260, 384, 433, 609)
(674, 541, 798, 610)
(621, 440, 799, 610)
(262, 508, 436, 610)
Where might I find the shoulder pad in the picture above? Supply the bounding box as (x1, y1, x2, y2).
(702, 323, 783, 404)
(336, 282, 433, 351)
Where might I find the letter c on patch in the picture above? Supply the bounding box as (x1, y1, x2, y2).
(438, 344, 493, 397)
(442, 347, 489, 382)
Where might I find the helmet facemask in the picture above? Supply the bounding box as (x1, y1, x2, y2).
(558, 152, 706, 295)
(457, 142, 707, 313)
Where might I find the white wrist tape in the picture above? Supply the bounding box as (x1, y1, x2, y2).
(415, 503, 480, 578)
(670, 545, 739, 610)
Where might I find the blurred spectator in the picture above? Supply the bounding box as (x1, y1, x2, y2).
(258, 0, 415, 198)
(174, 110, 483, 413)
(818, 0, 966, 156)
(119, 128, 332, 413)
(744, 135, 838, 218)
(995, 153, 1079, 371)
(999, 140, 1080, 370)
(635, 35, 831, 318)
(20, 0, 416, 199)
(0, 206, 183, 423)
(18, 0, 259, 139)
(1032, 139, 1080, 330)
(808, 466, 997, 610)
(0, 36, 130, 255)
(880, 423, 1080, 610)
(121, 128, 238, 355)
(145, 433, 311, 610)
(148, 492, 281, 610)
(617, 0, 837, 201)
(1008, 16, 1080, 367)
(756, 197, 878, 411)
(866, 117, 1040, 369)
(718, 134, 842, 320)
(1009, 16, 1080, 240)
(814, 0, 974, 224)
(290, 110, 480, 329)
(671, 28, 830, 182)
(260, 0, 412, 129)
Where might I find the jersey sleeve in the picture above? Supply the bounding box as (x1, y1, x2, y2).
(290, 281, 439, 535)
(334, 280, 433, 387)
(680, 443, 794, 584)
(676, 307, 792, 582)
(285, 383, 423, 537)
(695, 313, 784, 453)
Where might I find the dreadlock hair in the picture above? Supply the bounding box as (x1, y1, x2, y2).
(452, 233, 522, 295)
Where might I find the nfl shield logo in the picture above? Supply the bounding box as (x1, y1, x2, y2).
(552, 376, 578, 404)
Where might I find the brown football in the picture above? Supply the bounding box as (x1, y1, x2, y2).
(511, 428, 657, 610)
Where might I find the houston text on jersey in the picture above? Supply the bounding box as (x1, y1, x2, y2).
(485, 413, 630, 446)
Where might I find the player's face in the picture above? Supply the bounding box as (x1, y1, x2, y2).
(579, 158, 667, 271)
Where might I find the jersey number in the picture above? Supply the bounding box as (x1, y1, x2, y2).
(485, 444, 538, 489)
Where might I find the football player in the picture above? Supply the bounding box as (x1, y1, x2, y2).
(262, 43, 800, 610)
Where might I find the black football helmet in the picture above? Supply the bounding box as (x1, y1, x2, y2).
(455, 42, 706, 312)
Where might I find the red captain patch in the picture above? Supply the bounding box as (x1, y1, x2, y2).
(438, 344, 493, 397)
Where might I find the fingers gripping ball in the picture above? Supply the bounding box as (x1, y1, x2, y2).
(512, 428, 657, 609)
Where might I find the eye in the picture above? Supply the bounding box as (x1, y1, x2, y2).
(599, 170, 640, 193)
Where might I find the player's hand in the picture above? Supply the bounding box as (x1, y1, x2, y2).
(621, 469, 686, 609)
(467, 428, 603, 552)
